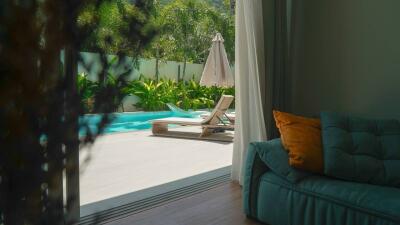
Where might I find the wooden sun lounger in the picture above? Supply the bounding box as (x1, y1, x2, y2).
(151, 95, 234, 142)
(200, 112, 235, 122)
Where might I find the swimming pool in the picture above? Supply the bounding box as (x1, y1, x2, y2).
(80, 111, 199, 135)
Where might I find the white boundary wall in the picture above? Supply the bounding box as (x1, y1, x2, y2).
(76, 52, 205, 82)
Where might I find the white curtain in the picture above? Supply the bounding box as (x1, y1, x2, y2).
(231, 0, 267, 184)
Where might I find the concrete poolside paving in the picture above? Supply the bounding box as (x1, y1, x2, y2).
(79, 126, 233, 205)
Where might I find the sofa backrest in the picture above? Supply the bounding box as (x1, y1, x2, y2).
(321, 112, 400, 188)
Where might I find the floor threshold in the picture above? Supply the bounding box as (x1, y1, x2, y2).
(79, 167, 231, 225)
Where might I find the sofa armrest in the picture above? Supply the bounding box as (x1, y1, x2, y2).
(243, 140, 270, 216)
(243, 139, 311, 217)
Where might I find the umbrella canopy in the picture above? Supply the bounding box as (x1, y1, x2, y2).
(200, 33, 234, 87)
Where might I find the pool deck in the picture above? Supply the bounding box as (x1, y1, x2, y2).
(79, 126, 233, 206)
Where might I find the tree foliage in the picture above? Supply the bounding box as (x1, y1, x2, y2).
(78, 0, 155, 55)
(143, 0, 235, 79)
(154, 0, 234, 63)
(75, 0, 235, 80)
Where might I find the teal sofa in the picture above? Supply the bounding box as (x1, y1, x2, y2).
(243, 112, 400, 225)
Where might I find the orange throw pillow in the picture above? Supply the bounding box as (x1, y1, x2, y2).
(273, 110, 323, 173)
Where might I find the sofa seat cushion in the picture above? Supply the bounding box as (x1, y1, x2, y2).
(256, 171, 400, 225)
(321, 112, 400, 188)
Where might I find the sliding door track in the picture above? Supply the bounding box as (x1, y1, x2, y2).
(79, 173, 231, 225)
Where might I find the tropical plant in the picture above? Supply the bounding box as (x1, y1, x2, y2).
(125, 77, 234, 111)
(159, 78, 179, 104)
(131, 79, 166, 111)
(78, 70, 131, 113)
(78, 73, 99, 112)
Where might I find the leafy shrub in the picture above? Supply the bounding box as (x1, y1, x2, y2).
(127, 78, 166, 111)
(78, 72, 128, 113)
(79, 75, 235, 112)
(125, 77, 235, 111)
(78, 73, 98, 113)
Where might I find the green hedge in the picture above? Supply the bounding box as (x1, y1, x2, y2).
(124, 77, 235, 111)
(78, 73, 235, 112)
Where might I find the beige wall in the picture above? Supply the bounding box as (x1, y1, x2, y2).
(134, 58, 204, 81)
(289, 0, 400, 120)
(77, 52, 205, 81)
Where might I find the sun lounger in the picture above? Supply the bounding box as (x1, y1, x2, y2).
(200, 112, 235, 122)
(151, 95, 234, 142)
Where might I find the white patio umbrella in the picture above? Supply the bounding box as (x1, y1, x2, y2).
(200, 33, 234, 87)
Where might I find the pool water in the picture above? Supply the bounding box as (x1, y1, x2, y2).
(80, 111, 198, 135)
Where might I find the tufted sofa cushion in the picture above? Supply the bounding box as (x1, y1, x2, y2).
(321, 112, 400, 188)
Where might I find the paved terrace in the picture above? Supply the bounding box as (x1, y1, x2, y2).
(79, 126, 233, 206)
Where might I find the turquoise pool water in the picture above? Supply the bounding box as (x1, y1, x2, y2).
(80, 111, 197, 135)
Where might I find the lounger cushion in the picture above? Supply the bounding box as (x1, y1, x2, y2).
(152, 117, 204, 125)
(321, 112, 400, 188)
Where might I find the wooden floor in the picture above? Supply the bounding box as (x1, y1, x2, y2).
(105, 182, 263, 225)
